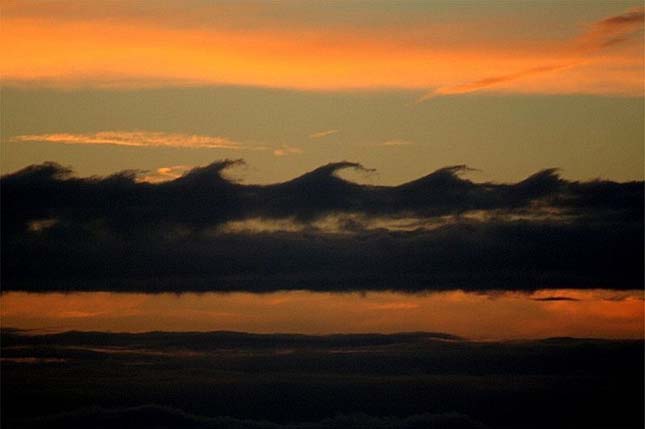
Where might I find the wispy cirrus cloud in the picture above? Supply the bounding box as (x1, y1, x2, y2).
(577, 6, 645, 50)
(420, 7, 644, 100)
(309, 129, 339, 139)
(12, 131, 305, 159)
(12, 131, 244, 150)
(423, 64, 574, 99)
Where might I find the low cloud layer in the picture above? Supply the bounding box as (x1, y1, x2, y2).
(2, 161, 642, 292)
(2, 330, 643, 429)
(19, 407, 488, 429)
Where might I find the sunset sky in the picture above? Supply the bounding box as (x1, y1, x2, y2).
(1, 0, 643, 185)
(1, 2, 644, 427)
(1, 0, 643, 334)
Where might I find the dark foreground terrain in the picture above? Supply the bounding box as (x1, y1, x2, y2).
(1, 330, 643, 428)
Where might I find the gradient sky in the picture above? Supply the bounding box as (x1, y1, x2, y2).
(1, 5, 644, 429)
(1, 0, 643, 184)
(2, 290, 643, 340)
(1, 1, 644, 340)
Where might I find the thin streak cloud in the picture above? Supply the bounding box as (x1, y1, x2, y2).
(379, 139, 414, 147)
(309, 130, 339, 139)
(12, 131, 243, 150)
(420, 7, 644, 100)
(577, 6, 645, 50)
(423, 64, 574, 99)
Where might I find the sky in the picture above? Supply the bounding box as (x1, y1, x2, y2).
(1, 0, 643, 340)
(2, 289, 643, 340)
(1, 0, 643, 184)
(1, 0, 644, 334)
(1, 2, 644, 428)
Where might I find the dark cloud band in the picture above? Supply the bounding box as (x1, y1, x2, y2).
(2, 161, 642, 292)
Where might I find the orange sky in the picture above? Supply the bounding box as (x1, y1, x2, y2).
(1, 3, 642, 96)
(1, 290, 642, 340)
(0, 2, 643, 342)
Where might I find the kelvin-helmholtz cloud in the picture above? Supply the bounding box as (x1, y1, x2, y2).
(2, 161, 642, 292)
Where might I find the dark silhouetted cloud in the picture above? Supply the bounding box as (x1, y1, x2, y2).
(1, 161, 642, 292)
(531, 296, 581, 302)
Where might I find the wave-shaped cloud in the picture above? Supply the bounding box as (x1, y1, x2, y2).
(1, 161, 642, 292)
(4, 160, 639, 227)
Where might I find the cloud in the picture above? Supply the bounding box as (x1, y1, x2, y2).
(17, 406, 488, 429)
(3, 160, 641, 232)
(273, 145, 303, 156)
(4, 220, 640, 293)
(577, 7, 645, 50)
(138, 165, 193, 183)
(309, 129, 339, 139)
(379, 139, 414, 147)
(423, 64, 572, 99)
(531, 296, 581, 302)
(420, 7, 644, 100)
(13, 131, 243, 150)
(3, 329, 642, 429)
(1, 161, 642, 293)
